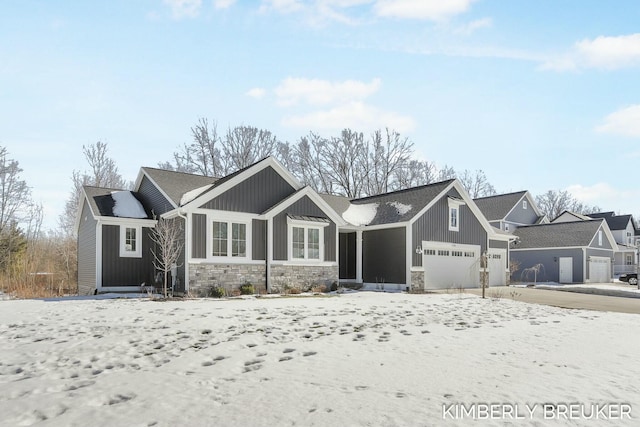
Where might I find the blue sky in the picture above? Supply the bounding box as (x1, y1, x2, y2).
(2, 0, 640, 230)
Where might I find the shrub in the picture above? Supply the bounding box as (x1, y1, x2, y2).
(209, 286, 225, 298)
(240, 284, 254, 295)
(311, 284, 327, 293)
(330, 282, 338, 292)
(286, 287, 301, 295)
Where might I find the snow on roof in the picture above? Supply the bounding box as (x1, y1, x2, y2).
(389, 201, 412, 215)
(342, 202, 378, 226)
(111, 191, 148, 218)
(180, 184, 214, 206)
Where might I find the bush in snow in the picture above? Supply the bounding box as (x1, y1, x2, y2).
(240, 284, 254, 295)
(209, 286, 225, 298)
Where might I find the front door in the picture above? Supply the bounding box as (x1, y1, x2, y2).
(559, 257, 573, 283)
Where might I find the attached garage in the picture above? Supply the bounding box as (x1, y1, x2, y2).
(588, 256, 611, 283)
(422, 242, 480, 289)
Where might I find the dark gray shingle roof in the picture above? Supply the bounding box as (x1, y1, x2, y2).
(473, 191, 527, 221)
(141, 167, 218, 206)
(83, 186, 152, 219)
(587, 212, 634, 231)
(512, 220, 604, 249)
(350, 180, 454, 225)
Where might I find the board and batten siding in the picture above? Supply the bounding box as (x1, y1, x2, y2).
(511, 248, 583, 283)
(505, 196, 539, 225)
(411, 188, 487, 267)
(101, 225, 156, 287)
(272, 196, 336, 262)
(362, 227, 405, 284)
(77, 200, 97, 295)
(200, 166, 296, 213)
(252, 219, 267, 261)
(138, 175, 174, 215)
(191, 213, 207, 259)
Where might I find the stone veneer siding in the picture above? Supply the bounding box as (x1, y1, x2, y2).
(269, 264, 338, 294)
(189, 263, 266, 296)
(410, 270, 424, 291)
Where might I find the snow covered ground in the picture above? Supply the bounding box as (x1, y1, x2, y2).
(1, 292, 639, 426)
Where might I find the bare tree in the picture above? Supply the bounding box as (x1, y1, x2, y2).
(149, 217, 184, 297)
(365, 128, 414, 195)
(535, 189, 600, 220)
(458, 169, 497, 198)
(0, 147, 31, 234)
(223, 125, 279, 173)
(59, 141, 128, 236)
(393, 159, 438, 188)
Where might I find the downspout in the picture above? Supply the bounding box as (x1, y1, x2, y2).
(266, 219, 272, 293)
(177, 210, 189, 294)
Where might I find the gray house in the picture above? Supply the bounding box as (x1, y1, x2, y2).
(510, 219, 616, 283)
(474, 190, 546, 233)
(77, 157, 345, 295)
(322, 179, 513, 290)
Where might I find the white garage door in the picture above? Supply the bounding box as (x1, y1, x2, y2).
(588, 256, 611, 283)
(422, 242, 480, 290)
(487, 249, 507, 287)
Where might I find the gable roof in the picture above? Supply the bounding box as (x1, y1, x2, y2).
(552, 210, 592, 222)
(138, 167, 218, 208)
(82, 186, 151, 219)
(333, 180, 455, 226)
(512, 219, 612, 249)
(587, 212, 635, 231)
(473, 191, 528, 222)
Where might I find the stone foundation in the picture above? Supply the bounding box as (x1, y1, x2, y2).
(410, 270, 424, 291)
(269, 264, 339, 294)
(189, 263, 266, 296)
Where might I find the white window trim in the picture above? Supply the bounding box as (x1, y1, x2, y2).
(119, 225, 142, 258)
(598, 229, 603, 246)
(523, 200, 528, 210)
(210, 219, 251, 261)
(448, 199, 464, 232)
(287, 218, 329, 263)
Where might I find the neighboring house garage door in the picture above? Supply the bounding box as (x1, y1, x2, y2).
(588, 256, 611, 283)
(487, 249, 507, 287)
(422, 242, 480, 290)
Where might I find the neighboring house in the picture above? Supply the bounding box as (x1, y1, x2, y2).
(552, 210, 592, 223)
(322, 179, 514, 291)
(77, 157, 345, 295)
(586, 212, 639, 276)
(510, 219, 616, 284)
(473, 191, 546, 233)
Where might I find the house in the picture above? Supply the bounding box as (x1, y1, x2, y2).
(586, 212, 638, 276)
(552, 211, 638, 277)
(77, 157, 345, 295)
(510, 219, 616, 283)
(473, 190, 546, 233)
(322, 179, 514, 291)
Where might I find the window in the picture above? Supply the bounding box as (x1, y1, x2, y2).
(523, 200, 528, 210)
(119, 225, 142, 258)
(212, 221, 248, 258)
(288, 218, 328, 262)
(598, 230, 603, 246)
(504, 223, 510, 232)
(232, 223, 246, 257)
(212, 221, 228, 256)
(447, 198, 464, 232)
(626, 254, 634, 265)
(291, 226, 322, 260)
(449, 207, 458, 231)
(425, 249, 436, 256)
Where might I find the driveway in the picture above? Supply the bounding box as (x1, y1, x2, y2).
(462, 286, 640, 314)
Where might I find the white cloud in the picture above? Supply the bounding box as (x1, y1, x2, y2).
(576, 33, 640, 69)
(214, 0, 236, 9)
(374, 0, 475, 21)
(596, 105, 640, 138)
(164, 0, 202, 19)
(454, 17, 492, 36)
(541, 33, 640, 71)
(566, 183, 640, 215)
(281, 101, 415, 132)
(259, 0, 303, 14)
(246, 87, 266, 99)
(275, 77, 381, 107)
